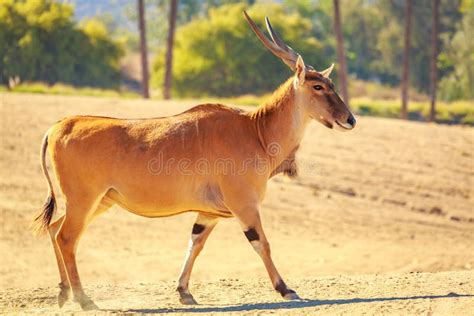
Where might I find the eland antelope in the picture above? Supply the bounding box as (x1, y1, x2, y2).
(34, 11, 355, 310)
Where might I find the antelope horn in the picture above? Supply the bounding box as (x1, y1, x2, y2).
(264, 17, 299, 64)
(243, 11, 299, 71)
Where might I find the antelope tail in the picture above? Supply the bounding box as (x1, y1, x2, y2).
(33, 130, 56, 235)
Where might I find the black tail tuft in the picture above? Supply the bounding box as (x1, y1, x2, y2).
(33, 194, 56, 235)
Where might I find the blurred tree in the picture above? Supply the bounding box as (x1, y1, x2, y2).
(163, 0, 178, 99)
(372, 0, 462, 93)
(401, 0, 412, 119)
(137, 0, 150, 98)
(122, 0, 168, 52)
(151, 3, 327, 97)
(429, 0, 439, 121)
(438, 0, 474, 100)
(121, 0, 252, 53)
(0, 0, 123, 88)
(77, 18, 124, 87)
(339, 1, 384, 81)
(333, 0, 349, 105)
(1, 0, 469, 100)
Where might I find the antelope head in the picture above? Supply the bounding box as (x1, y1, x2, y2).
(244, 11, 356, 131)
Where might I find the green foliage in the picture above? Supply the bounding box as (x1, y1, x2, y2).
(119, 0, 253, 53)
(341, 1, 387, 81)
(152, 3, 328, 97)
(438, 1, 474, 101)
(286, 0, 464, 94)
(0, 0, 471, 102)
(0, 0, 123, 88)
(0, 81, 139, 98)
(372, 0, 462, 92)
(351, 98, 474, 125)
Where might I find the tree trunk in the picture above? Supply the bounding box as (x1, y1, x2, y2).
(163, 0, 178, 100)
(429, 0, 439, 122)
(138, 0, 149, 99)
(401, 0, 412, 119)
(333, 0, 350, 106)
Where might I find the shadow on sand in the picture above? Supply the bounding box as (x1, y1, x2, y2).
(112, 292, 472, 314)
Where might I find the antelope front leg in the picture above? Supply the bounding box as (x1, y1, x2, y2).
(177, 213, 219, 305)
(237, 206, 300, 300)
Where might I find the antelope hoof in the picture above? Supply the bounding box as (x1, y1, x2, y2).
(179, 292, 198, 305)
(76, 297, 99, 311)
(80, 299, 99, 311)
(180, 296, 198, 305)
(57, 283, 70, 308)
(179, 293, 198, 305)
(283, 291, 301, 300)
(57, 288, 70, 308)
(177, 286, 198, 305)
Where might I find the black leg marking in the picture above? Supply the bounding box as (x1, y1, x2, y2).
(244, 228, 259, 242)
(192, 223, 205, 235)
(275, 279, 295, 297)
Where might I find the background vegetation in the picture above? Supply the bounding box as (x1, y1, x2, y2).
(152, 3, 328, 96)
(0, 0, 472, 124)
(0, 0, 123, 88)
(150, 0, 472, 101)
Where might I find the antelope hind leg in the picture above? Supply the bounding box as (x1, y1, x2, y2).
(48, 215, 71, 307)
(55, 193, 115, 311)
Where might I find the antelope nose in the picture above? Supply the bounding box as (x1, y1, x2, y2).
(347, 116, 356, 127)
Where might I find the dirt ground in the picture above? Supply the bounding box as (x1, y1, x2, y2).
(2, 272, 473, 315)
(0, 92, 473, 314)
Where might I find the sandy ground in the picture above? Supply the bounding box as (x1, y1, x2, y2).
(0, 92, 473, 314)
(1, 271, 473, 315)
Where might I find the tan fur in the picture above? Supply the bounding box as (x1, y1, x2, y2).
(35, 16, 355, 309)
(35, 73, 354, 309)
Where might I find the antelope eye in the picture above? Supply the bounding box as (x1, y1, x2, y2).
(313, 85, 323, 91)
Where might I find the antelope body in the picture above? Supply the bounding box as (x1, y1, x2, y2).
(35, 12, 355, 310)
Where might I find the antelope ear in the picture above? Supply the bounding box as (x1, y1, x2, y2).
(319, 63, 335, 78)
(294, 55, 306, 86)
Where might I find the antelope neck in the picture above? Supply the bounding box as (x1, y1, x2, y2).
(250, 77, 310, 167)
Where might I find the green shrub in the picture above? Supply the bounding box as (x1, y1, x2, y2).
(0, 0, 123, 88)
(351, 98, 474, 125)
(4, 82, 138, 98)
(152, 3, 329, 97)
